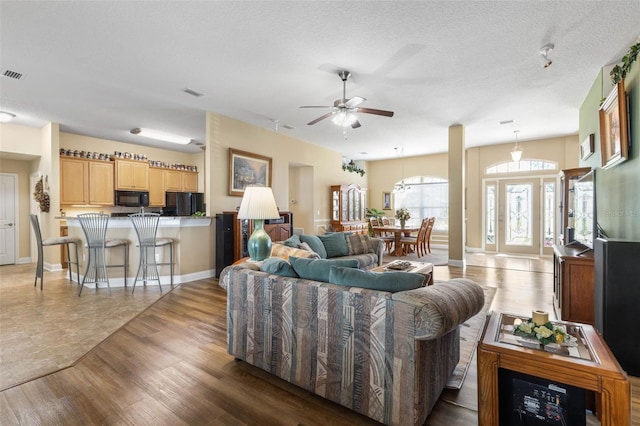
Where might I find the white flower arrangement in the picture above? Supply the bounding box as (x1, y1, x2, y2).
(395, 208, 411, 221)
(513, 318, 568, 346)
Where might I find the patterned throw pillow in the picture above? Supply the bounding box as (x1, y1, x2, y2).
(270, 243, 320, 261)
(345, 234, 373, 255)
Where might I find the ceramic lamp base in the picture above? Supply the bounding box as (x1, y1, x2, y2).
(247, 220, 272, 261)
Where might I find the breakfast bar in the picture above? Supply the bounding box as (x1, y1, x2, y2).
(65, 216, 214, 288)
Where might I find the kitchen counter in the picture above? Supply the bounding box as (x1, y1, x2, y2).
(65, 216, 213, 288)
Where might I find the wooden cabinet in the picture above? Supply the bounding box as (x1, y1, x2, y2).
(164, 169, 198, 192)
(115, 159, 149, 190)
(330, 184, 368, 234)
(218, 211, 293, 264)
(60, 157, 114, 205)
(558, 167, 591, 245)
(552, 244, 594, 324)
(148, 167, 165, 207)
(478, 311, 630, 426)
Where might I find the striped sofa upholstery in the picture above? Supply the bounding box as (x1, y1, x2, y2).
(219, 265, 484, 425)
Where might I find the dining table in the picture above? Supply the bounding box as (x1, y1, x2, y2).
(372, 225, 420, 256)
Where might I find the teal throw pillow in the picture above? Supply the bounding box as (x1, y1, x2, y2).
(283, 234, 302, 248)
(259, 258, 299, 278)
(317, 232, 349, 258)
(299, 235, 327, 259)
(289, 256, 358, 282)
(329, 266, 425, 292)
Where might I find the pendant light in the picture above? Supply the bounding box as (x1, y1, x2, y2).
(393, 147, 411, 193)
(511, 130, 523, 162)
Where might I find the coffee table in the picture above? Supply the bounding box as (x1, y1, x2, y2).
(371, 260, 433, 286)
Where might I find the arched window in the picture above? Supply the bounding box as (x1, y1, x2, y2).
(393, 176, 448, 231)
(486, 159, 557, 175)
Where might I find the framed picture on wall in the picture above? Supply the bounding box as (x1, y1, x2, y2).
(580, 134, 595, 161)
(228, 148, 272, 196)
(599, 81, 628, 169)
(382, 192, 392, 210)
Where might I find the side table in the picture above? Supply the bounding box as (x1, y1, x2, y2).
(477, 311, 630, 425)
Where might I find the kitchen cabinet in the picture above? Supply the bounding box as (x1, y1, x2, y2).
(164, 169, 198, 192)
(115, 159, 149, 191)
(148, 167, 165, 207)
(552, 244, 594, 324)
(330, 184, 368, 234)
(60, 157, 114, 205)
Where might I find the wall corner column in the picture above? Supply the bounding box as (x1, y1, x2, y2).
(448, 124, 465, 266)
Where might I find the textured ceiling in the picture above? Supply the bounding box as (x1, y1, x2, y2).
(1, 1, 638, 160)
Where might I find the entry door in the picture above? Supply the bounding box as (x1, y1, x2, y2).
(498, 179, 540, 255)
(0, 174, 17, 265)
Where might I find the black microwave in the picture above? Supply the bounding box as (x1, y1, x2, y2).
(115, 190, 149, 207)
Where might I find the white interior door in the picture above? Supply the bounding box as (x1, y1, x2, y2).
(0, 174, 17, 265)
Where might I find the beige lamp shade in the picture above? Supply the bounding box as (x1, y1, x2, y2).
(237, 186, 280, 220)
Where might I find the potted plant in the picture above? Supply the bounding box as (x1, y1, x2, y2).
(395, 208, 411, 228)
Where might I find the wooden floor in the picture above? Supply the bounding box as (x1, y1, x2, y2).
(1, 258, 638, 425)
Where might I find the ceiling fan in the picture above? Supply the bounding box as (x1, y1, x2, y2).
(300, 71, 394, 128)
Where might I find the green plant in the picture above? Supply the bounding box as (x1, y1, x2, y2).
(342, 160, 365, 176)
(365, 208, 384, 219)
(610, 41, 640, 85)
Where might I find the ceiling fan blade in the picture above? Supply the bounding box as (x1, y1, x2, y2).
(357, 107, 394, 117)
(300, 105, 333, 108)
(351, 119, 362, 129)
(307, 112, 334, 125)
(345, 96, 366, 108)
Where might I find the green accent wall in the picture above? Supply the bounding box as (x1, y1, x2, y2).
(579, 58, 639, 240)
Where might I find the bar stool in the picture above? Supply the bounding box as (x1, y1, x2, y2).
(129, 212, 174, 293)
(77, 213, 129, 296)
(29, 214, 81, 290)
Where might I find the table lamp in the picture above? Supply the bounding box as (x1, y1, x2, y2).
(237, 186, 280, 261)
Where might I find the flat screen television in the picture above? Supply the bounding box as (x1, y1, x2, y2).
(572, 170, 596, 254)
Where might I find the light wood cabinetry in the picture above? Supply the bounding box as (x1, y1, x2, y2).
(148, 167, 165, 207)
(60, 157, 114, 205)
(330, 184, 367, 234)
(148, 168, 199, 207)
(164, 169, 198, 192)
(552, 244, 595, 324)
(115, 159, 149, 191)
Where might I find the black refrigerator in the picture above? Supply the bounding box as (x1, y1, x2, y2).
(164, 192, 204, 216)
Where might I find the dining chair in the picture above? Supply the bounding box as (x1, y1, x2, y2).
(129, 212, 174, 293)
(422, 217, 436, 254)
(400, 218, 429, 257)
(29, 214, 81, 290)
(77, 213, 129, 296)
(370, 217, 394, 252)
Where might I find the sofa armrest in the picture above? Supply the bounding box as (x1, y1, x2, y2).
(370, 237, 384, 266)
(392, 278, 485, 340)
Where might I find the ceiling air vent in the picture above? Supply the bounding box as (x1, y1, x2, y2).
(182, 88, 203, 97)
(2, 69, 23, 80)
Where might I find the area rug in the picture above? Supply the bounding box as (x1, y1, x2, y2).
(445, 285, 496, 389)
(381, 248, 448, 266)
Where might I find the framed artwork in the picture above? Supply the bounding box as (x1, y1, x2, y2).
(580, 134, 595, 161)
(382, 192, 392, 210)
(599, 81, 628, 169)
(228, 148, 272, 196)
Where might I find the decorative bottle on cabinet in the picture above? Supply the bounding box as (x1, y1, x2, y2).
(330, 184, 367, 234)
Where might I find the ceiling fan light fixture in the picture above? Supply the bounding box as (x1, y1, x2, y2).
(539, 43, 554, 68)
(0, 111, 16, 122)
(130, 127, 191, 145)
(332, 111, 358, 127)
